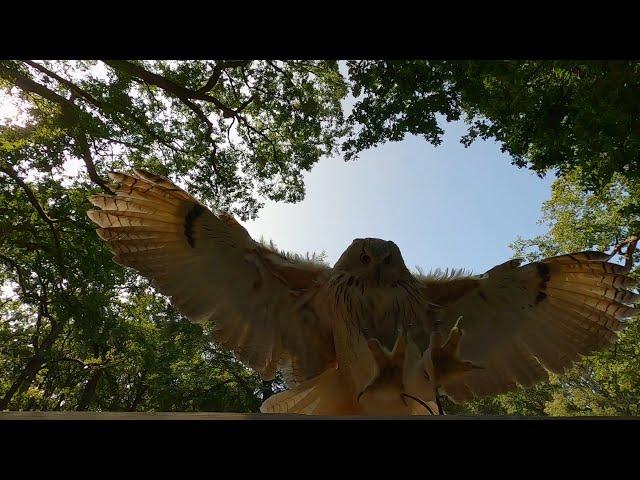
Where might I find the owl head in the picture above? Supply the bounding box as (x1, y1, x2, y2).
(333, 238, 413, 287)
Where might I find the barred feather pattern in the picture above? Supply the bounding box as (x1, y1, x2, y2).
(87, 169, 335, 385)
(435, 251, 639, 403)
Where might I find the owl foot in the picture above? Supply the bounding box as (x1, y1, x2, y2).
(359, 329, 442, 415)
(427, 317, 483, 384)
(356, 330, 407, 403)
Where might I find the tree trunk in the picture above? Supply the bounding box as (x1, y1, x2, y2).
(128, 372, 148, 411)
(0, 353, 46, 410)
(76, 368, 103, 411)
(128, 386, 148, 411)
(0, 321, 64, 410)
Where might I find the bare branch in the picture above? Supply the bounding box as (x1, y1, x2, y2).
(611, 234, 639, 271)
(73, 132, 114, 194)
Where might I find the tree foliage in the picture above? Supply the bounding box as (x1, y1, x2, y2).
(345, 60, 640, 192)
(1, 60, 639, 413)
(443, 170, 640, 416)
(0, 60, 345, 411)
(0, 60, 347, 218)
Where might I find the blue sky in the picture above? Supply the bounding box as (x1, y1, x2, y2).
(241, 119, 556, 275)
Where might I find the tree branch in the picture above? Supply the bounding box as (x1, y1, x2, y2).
(73, 132, 113, 194)
(611, 235, 639, 271)
(0, 254, 39, 303)
(196, 60, 252, 95)
(102, 60, 237, 117)
(235, 113, 285, 169)
(15, 61, 183, 155)
(100, 60, 242, 177)
(23, 60, 103, 111)
(0, 63, 74, 108)
(0, 166, 65, 273)
(196, 63, 224, 95)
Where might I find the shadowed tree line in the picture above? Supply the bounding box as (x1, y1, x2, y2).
(0, 60, 638, 413)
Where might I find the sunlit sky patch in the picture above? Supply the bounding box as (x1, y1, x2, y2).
(241, 119, 555, 274)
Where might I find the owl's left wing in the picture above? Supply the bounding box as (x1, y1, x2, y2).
(87, 170, 335, 383)
(419, 252, 638, 403)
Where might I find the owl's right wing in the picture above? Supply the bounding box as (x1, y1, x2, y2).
(87, 170, 336, 382)
(419, 252, 638, 403)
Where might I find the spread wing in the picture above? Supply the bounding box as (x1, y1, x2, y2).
(87, 170, 335, 381)
(419, 252, 638, 403)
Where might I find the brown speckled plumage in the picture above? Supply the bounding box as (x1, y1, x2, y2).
(88, 170, 639, 415)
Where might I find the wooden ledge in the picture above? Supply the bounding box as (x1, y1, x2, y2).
(1, 412, 639, 420)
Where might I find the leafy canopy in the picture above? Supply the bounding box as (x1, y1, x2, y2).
(345, 60, 640, 192)
(1, 60, 639, 412)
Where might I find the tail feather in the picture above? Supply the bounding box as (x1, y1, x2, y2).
(260, 368, 353, 415)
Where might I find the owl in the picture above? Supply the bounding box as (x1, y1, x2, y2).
(87, 170, 639, 416)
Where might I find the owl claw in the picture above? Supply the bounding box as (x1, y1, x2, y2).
(427, 317, 482, 384)
(460, 360, 484, 371)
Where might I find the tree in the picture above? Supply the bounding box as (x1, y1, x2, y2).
(0, 60, 346, 411)
(345, 60, 640, 193)
(442, 169, 640, 416)
(0, 60, 347, 218)
(2, 60, 639, 413)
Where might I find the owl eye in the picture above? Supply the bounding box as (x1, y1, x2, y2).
(384, 254, 392, 264)
(360, 253, 371, 264)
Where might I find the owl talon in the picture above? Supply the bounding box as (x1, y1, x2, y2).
(427, 317, 482, 384)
